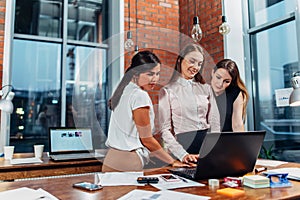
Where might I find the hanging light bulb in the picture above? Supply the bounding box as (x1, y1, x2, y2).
(191, 16, 202, 42)
(124, 31, 134, 50)
(219, 16, 231, 35)
(134, 45, 139, 52)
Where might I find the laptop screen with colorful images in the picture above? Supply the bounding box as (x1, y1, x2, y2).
(49, 127, 94, 155)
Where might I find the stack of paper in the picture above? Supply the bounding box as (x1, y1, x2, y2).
(10, 157, 43, 165)
(243, 175, 270, 188)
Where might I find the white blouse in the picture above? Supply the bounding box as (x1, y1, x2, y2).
(106, 82, 155, 151)
(158, 77, 220, 161)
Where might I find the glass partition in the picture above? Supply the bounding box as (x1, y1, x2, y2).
(15, 0, 63, 37)
(251, 19, 300, 160)
(10, 40, 61, 152)
(248, 0, 297, 27)
(67, 0, 104, 42)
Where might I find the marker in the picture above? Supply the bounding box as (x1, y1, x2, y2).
(255, 167, 267, 173)
(176, 176, 188, 183)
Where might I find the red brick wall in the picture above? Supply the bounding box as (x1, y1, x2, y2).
(0, 0, 5, 86)
(123, 0, 224, 134)
(179, 0, 224, 83)
(124, 0, 224, 86)
(124, 0, 181, 104)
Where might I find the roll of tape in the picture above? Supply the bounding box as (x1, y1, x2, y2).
(208, 179, 220, 187)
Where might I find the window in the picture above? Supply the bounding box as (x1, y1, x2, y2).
(9, 0, 110, 152)
(247, 0, 300, 161)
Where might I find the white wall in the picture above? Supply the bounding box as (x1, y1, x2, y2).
(223, 0, 246, 80)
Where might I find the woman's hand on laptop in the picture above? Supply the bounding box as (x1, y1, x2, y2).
(171, 160, 192, 168)
(183, 154, 198, 164)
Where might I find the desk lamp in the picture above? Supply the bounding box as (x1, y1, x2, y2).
(289, 71, 300, 107)
(0, 85, 15, 113)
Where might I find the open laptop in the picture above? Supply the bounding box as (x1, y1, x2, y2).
(49, 127, 104, 161)
(176, 129, 208, 154)
(169, 131, 266, 180)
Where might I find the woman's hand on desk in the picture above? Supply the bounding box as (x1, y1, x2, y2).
(182, 154, 198, 164)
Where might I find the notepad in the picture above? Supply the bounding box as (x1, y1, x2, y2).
(243, 175, 270, 188)
(10, 157, 43, 165)
(216, 188, 245, 198)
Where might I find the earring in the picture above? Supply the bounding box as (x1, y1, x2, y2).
(133, 76, 138, 83)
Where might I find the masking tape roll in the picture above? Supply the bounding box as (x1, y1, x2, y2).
(208, 179, 220, 187)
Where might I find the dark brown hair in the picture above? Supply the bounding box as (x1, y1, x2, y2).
(108, 51, 161, 110)
(214, 59, 249, 119)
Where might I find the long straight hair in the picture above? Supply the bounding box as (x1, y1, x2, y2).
(108, 51, 161, 110)
(170, 43, 205, 84)
(213, 59, 249, 120)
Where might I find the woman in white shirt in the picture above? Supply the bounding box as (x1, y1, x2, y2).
(158, 44, 220, 164)
(103, 51, 188, 172)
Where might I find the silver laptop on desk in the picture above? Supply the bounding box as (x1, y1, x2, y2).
(169, 131, 266, 180)
(49, 127, 104, 161)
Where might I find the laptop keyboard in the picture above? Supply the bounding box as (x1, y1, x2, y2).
(50, 153, 97, 161)
(169, 167, 196, 179)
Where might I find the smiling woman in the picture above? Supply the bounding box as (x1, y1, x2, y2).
(158, 43, 220, 165)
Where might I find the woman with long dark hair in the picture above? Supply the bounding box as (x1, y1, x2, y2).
(211, 58, 249, 131)
(103, 51, 188, 172)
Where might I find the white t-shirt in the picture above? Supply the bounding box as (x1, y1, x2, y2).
(105, 82, 155, 151)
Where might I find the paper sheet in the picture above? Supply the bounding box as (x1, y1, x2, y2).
(10, 157, 43, 165)
(149, 174, 205, 190)
(256, 159, 287, 167)
(117, 189, 211, 200)
(266, 167, 300, 180)
(97, 171, 144, 186)
(0, 187, 58, 200)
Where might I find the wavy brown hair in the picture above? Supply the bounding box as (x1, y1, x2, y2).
(170, 43, 205, 84)
(213, 59, 249, 120)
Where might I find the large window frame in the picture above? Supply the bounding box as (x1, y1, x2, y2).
(242, 0, 300, 161)
(1, 0, 124, 153)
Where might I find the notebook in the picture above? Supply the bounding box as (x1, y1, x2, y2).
(49, 127, 104, 161)
(169, 131, 266, 180)
(176, 129, 208, 154)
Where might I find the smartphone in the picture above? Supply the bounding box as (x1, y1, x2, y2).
(160, 175, 181, 182)
(73, 182, 103, 191)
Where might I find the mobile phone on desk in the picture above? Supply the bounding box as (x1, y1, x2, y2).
(160, 175, 181, 182)
(73, 182, 103, 191)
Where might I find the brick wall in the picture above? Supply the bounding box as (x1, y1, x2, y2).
(124, 0, 224, 87)
(123, 0, 224, 133)
(179, 0, 223, 83)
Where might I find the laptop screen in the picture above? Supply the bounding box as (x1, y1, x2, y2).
(49, 127, 94, 154)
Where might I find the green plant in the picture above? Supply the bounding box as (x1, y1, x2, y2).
(259, 144, 277, 160)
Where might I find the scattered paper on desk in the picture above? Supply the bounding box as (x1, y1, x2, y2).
(117, 189, 210, 200)
(149, 174, 205, 190)
(97, 171, 144, 186)
(266, 167, 300, 181)
(256, 159, 287, 167)
(10, 157, 43, 165)
(0, 187, 58, 200)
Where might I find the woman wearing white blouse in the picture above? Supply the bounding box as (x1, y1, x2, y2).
(158, 44, 220, 164)
(103, 51, 189, 172)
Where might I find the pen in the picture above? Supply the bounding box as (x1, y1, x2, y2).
(177, 176, 188, 183)
(255, 167, 267, 173)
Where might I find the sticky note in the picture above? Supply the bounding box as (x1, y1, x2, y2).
(217, 188, 245, 198)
